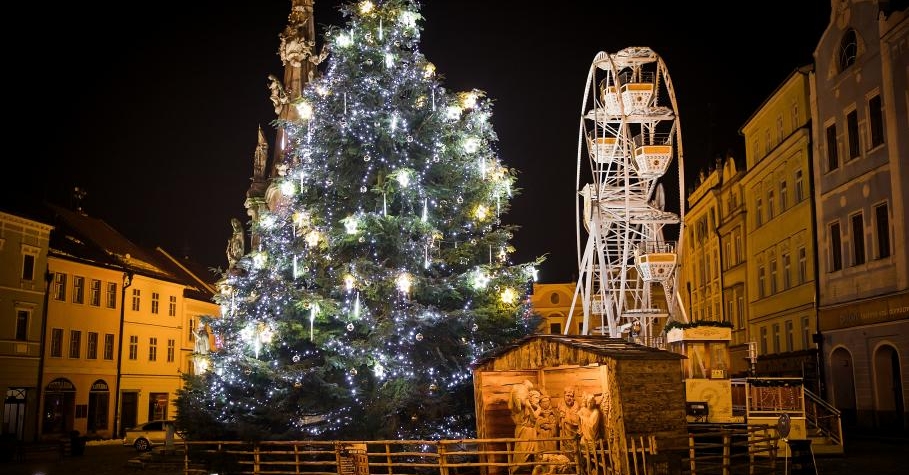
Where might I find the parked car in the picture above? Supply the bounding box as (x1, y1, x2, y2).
(121, 420, 184, 451)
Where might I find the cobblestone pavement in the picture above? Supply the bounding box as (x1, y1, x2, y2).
(3, 433, 907, 474)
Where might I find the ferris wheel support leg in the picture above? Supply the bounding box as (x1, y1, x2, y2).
(566, 235, 597, 335)
(674, 288, 690, 323)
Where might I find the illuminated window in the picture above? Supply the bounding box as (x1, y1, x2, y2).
(168, 296, 177, 316)
(72, 276, 85, 304)
(131, 289, 141, 311)
(87, 332, 98, 359)
(151, 292, 160, 315)
(90, 279, 101, 306)
(53, 273, 67, 301)
(149, 337, 158, 362)
(129, 335, 138, 360)
(106, 282, 117, 309)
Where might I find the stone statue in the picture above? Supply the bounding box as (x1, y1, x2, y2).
(509, 380, 539, 466)
(577, 393, 602, 445)
(193, 324, 210, 355)
(556, 386, 580, 457)
(226, 218, 245, 269)
(535, 393, 559, 454)
(254, 126, 269, 180)
(267, 74, 289, 115)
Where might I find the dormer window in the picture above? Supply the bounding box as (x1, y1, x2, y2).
(838, 29, 858, 72)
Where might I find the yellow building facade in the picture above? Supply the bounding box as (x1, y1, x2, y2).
(739, 67, 820, 391)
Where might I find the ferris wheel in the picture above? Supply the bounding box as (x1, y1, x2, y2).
(566, 47, 686, 344)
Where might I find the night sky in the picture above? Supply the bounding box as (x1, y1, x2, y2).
(8, 1, 830, 283)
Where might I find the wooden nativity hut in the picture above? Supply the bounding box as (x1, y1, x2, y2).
(472, 334, 688, 474)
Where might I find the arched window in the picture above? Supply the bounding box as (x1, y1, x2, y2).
(838, 29, 858, 72)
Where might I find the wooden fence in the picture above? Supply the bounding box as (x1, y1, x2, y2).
(174, 436, 658, 475)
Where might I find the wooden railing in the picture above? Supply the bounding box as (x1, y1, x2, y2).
(681, 425, 781, 475)
(174, 436, 662, 475)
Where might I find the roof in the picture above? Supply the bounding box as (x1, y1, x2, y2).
(473, 334, 684, 369)
(45, 202, 178, 281)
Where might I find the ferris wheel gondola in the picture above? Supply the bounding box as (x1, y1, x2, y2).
(566, 47, 687, 344)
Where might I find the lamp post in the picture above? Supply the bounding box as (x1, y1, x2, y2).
(111, 271, 133, 439)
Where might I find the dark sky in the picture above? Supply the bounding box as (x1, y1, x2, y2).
(8, 1, 830, 283)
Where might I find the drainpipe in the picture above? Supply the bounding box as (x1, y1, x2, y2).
(33, 267, 53, 442)
(111, 271, 133, 438)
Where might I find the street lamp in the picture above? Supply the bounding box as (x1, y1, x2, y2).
(111, 271, 133, 438)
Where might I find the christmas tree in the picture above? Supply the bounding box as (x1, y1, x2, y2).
(178, 0, 542, 441)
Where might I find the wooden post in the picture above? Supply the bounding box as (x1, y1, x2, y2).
(722, 431, 731, 475)
(439, 441, 449, 475)
(688, 433, 696, 475)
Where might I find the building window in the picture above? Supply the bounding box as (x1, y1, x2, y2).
(798, 247, 808, 284)
(149, 337, 157, 362)
(757, 266, 766, 298)
(767, 190, 775, 219)
(801, 316, 811, 349)
(106, 282, 117, 309)
(760, 327, 768, 354)
(103, 334, 115, 360)
(772, 324, 781, 353)
(830, 222, 843, 271)
(785, 320, 794, 352)
(189, 318, 196, 342)
(69, 330, 82, 358)
(131, 289, 141, 311)
(167, 339, 175, 363)
(129, 335, 138, 360)
(851, 213, 865, 265)
(825, 124, 839, 171)
(736, 295, 745, 330)
(874, 203, 891, 259)
(72, 276, 85, 304)
(780, 180, 788, 211)
(734, 231, 743, 263)
(51, 328, 63, 357)
(769, 258, 778, 294)
(15, 310, 29, 341)
(87, 332, 98, 359)
(764, 129, 772, 154)
(795, 170, 804, 202)
(838, 29, 858, 72)
(869, 94, 884, 148)
(168, 296, 177, 317)
(846, 109, 860, 159)
(21, 249, 37, 281)
(782, 253, 791, 289)
(755, 197, 763, 227)
(151, 292, 160, 315)
(53, 273, 67, 301)
(89, 279, 101, 306)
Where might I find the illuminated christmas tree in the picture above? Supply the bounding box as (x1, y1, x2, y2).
(178, 0, 541, 441)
